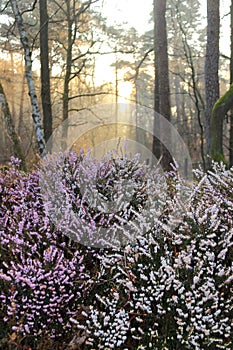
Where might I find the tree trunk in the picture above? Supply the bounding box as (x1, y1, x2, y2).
(10, 49, 16, 118)
(153, 0, 172, 170)
(152, 22, 161, 161)
(230, 0, 233, 166)
(40, 0, 53, 145)
(10, 0, 45, 155)
(205, 0, 220, 167)
(115, 47, 118, 139)
(0, 81, 25, 169)
(62, 0, 72, 150)
(211, 84, 233, 162)
(18, 69, 26, 136)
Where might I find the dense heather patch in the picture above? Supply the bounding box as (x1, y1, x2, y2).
(0, 157, 94, 347)
(39, 151, 167, 248)
(0, 155, 232, 350)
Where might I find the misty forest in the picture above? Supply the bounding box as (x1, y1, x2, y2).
(0, 0, 233, 349)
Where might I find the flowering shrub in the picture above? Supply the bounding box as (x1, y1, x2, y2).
(69, 163, 233, 350)
(0, 155, 232, 350)
(39, 151, 167, 248)
(0, 157, 92, 347)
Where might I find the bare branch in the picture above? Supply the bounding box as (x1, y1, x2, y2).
(69, 60, 87, 82)
(221, 53, 230, 60)
(174, 3, 205, 167)
(127, 48, 153, 81)
(0, 0, 11, 13)
(69, 92, 109, 100)
(21, 0, 37, 16)
(89, 49, 135, 55)
(52, 0, 67, 16)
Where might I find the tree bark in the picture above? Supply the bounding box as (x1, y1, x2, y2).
(152, 9, 161, 161)
(18, 68, 26, 136)
(230, 0, 233, 166)
(205, 0, 220, 167)
(40, 0, 53, 145)
(153, 0, 172, 170)
(10, 0, 45, 155)
(211, 84, 233, 162)
(9, 49, 16, 118)
(0, 81, 25, 169)
(62, 0, 72, 150)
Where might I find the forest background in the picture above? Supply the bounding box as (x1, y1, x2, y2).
(0, 0, 232, 170)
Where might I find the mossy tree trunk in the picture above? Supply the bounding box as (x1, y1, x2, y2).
(211, 84, 233, 163)
(230, 0, 233, 166)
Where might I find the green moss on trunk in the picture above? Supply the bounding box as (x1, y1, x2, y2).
(211, 83, 233, 164)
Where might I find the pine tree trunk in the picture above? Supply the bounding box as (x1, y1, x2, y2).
(152, 17, 161, 162)
(40, 0, 52, 145)
(62, 0, 72, 150)
(230, 0, 233, 167)
(153, 0, 172, 170)
(205, 0, 220, 167)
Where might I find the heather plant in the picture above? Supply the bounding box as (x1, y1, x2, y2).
(173, 164, 233, 349)
(0, 154, 232, 350)
(39, 150, 169, 248)
(0, 157, 93, 348)
(0, 152, 167, 348)
(69, 163, 233, 350)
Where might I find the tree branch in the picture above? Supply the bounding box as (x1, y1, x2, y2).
(0, 0, 11, 13)
(69, 92, 109, 100)
(20, 0, 37, 16)
(221, 53, 230, 60)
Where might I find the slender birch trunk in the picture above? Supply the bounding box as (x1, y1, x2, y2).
(10, 0, 45, 155)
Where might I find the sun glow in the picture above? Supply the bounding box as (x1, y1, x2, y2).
(118, 81, 133, 101)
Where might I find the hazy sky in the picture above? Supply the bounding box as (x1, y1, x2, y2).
(92, 0, 231, 94)
(100, 0, 231, 56)
(101, 0, 152, 34)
